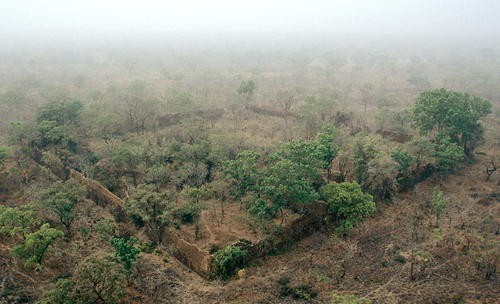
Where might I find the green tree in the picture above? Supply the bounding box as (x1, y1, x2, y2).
(125, 185, 171, 244)
(119, 80, 159, 133)
(0, 204, 40, 239)
(109, 236, 141, 271)
(365, 154, 398, 200)
(391, 147, 413, 176)
(412, 88, 491, 156)
(168, 91, 200, 112)
(271, 129, 339, 182)
(237, 80, 256, 106)
(299, 89, 338, 137)
(40, 180, 86, 233)
(182, 186, 208, 204)
(223, 150, 261, 197)
(320, 182, 376, 231)
(11, 223, 64, 265)
(434, 136, 464, 172)
(36, 99, 83, 126)
(315, 128, 340, 173)
(271, 140, 324, 182)
(432, 188, 449, 224)
(0, 145, 9, 166)
(36, 278, 75, 304)
(259, 159, 319, 223)
(350, 133, 381, 191)
(73, 254, 126, 304)
(111, 143, 141, 186)
(212, 245, 248, 279)
(407, 136, 435, 172)
(331, 292, 371, 304)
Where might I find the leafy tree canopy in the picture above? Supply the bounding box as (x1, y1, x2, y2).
(40, 180, 86, 232)
(11, 223, 64, 265)
(412, 88, 491, 155)
(320, 182, 376, 231)
(0, 204, 40, 238)
(110, 236, 141, 271)
(223, 150, 261, 197)
(259, 159, 319, 216)
(125, 184, 171, 244)
(36, 99, 83, 126)
(73, 254, 127, 304)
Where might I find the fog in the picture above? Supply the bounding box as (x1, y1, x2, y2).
(1, 0, 500, 44)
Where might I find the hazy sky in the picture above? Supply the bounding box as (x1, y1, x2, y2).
(1, 0, 500, 38)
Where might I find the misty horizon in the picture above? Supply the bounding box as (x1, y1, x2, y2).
(1, 0, 500, 48)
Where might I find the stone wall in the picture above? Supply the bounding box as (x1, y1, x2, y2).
(163, 201, 329, 279)
(157, 109, 225, 127)
(69, 169, 125, 215)
(163, 230, 212, 278)
(235, 201, 328, 262)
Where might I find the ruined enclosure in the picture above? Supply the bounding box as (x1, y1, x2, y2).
(163, 202, 329, 278)
(47, 161, 331, 279)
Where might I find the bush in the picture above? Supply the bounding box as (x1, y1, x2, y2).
(279, 283, 317, 300)
(320, 182, 376, 231)
(331, 293, 371, 304)
(211, 245, 248, 279)
(175, 203, 201, 224)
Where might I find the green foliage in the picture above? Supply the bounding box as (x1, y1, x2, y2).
(432, 189, 449, 220)
(40, 180, 86, 232)
(259, 159, 319, 216)
(331, 293, 371, 304)
(223, 150, 261, 196)
(175, 202, 201, 224)
(237, 80, 256, 105)
(279, 283, 317, 300)
(125, 184, 171, 243)
(393, 254, 406, 263)
(0, 89, 26, 106)
(182, 186, 208, 204)
(407, 136, 436, 171)
(0, 145, 10, 165)
(350, 133, 381, 190)
(391, 147, 413, 175)
(211, 245, 248, 279)
(34, 99, 83, 153)
(36, 99, 83, 126)
(0, 204, 40, 238)
(73, 255, 126, 304)
(315, 128, 340, 169)
(9, 99, 84, 157)
(36, 278, 75, 304)
(299, 89, 338, 136)
(412, 88, 491, 155)
(248, 198, 275, 219)
(109, 236, 141, 271)
(173, 161, 209, 188)
(11, 223, 64, 265)
(320, 182, 376, 231)
(273, 128, 338, 177)
(111, 143, 141, 184)
(145, 164, 170, 185)
(434, 136, 464, 172)
(95, 218, 117, 239)
(169, 91, 200, 112)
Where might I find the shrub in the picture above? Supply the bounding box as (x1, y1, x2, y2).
(176, 203, 201, 224)
(109, 236, 141, 270)
(331, 293, 371, 304)
(280, 283, 317, 300)
(320, 182, 376, 231)
(211, 245, 248, 279)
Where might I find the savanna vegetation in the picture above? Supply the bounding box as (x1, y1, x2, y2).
(0, 37, 498, 303)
